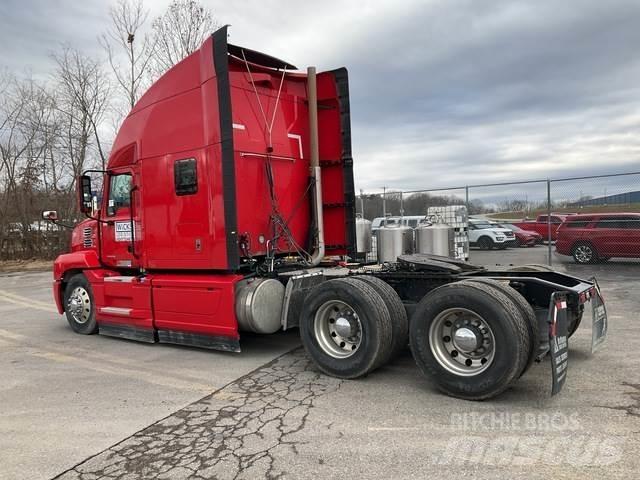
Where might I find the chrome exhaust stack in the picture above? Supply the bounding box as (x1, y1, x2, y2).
(307, 66, 325, 266)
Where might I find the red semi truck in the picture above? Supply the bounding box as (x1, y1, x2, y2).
(512, 214, 572, 241)
(44, 27, 607, 400)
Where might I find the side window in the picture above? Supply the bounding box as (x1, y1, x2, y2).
(595, 217, 624, 229)
(174, 158, 198, 195)
(597, 217, 640, 229)
(408, 219, 418, 228)
(538, 216, 548, 222)
(624, 218, 640, 229)
(107, 173, 132, 216)
(566, 220, 590, 228)
(551, 216, 563, 224)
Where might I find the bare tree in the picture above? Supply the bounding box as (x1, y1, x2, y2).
(150, 0, 218, 77)
(52, 46, 111, 172)
(0, 76, 62, 256)
(100, 0, 155, 110)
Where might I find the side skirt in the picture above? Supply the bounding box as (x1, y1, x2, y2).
(99, 323, 157, 343)
(157, 329, 241, 353)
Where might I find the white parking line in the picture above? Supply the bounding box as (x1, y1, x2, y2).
(0, 290, 57, 313)
(0, 330, 214, 393)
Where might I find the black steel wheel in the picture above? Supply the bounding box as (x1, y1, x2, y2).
(409, 282, 529, 400)
(477, 236, 494, 250)
(348, 275, 409, 358)
(63, 274, 98, 335)
(300, 278, 394, 379)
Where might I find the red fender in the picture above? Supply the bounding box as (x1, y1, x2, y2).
(52, 250, 102, 313)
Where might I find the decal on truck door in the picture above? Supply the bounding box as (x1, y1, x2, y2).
(115, 221, 133, 242)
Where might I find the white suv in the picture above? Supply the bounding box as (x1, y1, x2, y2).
(468, 219, 514, 250)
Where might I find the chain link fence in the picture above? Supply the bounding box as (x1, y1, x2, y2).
(358, 171, 640, 267)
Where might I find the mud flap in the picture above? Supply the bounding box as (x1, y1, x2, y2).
(589, 278, 608, 353)
(548, 292, 569, 395)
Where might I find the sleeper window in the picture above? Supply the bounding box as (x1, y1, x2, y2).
(174, 158, 198, 195)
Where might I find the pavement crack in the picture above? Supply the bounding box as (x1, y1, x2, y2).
(597, 382, 640, 419)
(53, 349, 342, 480)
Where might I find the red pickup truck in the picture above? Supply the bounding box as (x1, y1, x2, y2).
(512, 214, 572, 241)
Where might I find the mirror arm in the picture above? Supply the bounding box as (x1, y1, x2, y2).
(49, 219, 75, 229)
(83, 210, 112, 225)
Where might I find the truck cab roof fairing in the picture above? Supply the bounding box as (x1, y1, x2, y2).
(227, 43, 297, 71)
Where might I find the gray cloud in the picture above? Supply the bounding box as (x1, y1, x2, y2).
(2, 0, 639, 197)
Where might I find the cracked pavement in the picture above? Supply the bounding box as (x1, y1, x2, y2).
(54, 351, 342, 480)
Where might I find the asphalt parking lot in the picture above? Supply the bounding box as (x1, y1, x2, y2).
(1, 246, 639, 479)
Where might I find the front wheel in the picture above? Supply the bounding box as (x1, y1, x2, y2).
(63, 274, 98, 334)
(572, 242, 597, 264)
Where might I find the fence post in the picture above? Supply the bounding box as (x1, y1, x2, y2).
(382, 186, 387, 226)
(547, 179, 552, 266)
(465, 185, 469, 212)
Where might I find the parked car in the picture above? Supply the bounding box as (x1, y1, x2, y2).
(556, 213, 640, 263)
(512, 214, 572, 241)
(494, 223, 542, 247)
(468, 219, 514, 249)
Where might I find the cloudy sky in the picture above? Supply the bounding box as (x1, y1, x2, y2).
(2, 0, 640, 198)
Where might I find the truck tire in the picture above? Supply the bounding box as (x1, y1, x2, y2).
(477, 236, 494, 250)
(299, 278, 394, 379)
(409, 281, 529, 400)
(572, 242, 597, 264)
(63, 274, 98, 335)
(461, 278, 537, 377)
(349, 275, 409, 358)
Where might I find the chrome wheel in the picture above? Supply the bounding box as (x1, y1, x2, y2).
(67, 286, 91, 324)
(314, 300, 362, 358)
(574, 244, 593, 263)
(428, 307, 495, 376)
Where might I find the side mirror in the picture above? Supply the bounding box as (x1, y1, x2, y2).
(78, 175, 93, 214)
(42, 210, 59, 221)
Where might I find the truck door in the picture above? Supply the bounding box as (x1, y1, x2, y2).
(101, 168, 141, 269)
